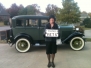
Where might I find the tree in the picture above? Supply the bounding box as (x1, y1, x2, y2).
(7, 3, 19, 17)
(81, 11, 87, 14)
(18, 4, 24, 10)
(0, 3, 5, 9)
(32, 4, 40, 13)
(88, 12, 91, 18)
(0, 3, 4, 21)
(18, 4, 40, 15)
(26, 5, 36, 15)
(60, 0, 81, 23)
(46, 4, 59, 16)
(55, 8, 62, 22)
(18, 4, 25, 15)
(83, 18, 91, 28)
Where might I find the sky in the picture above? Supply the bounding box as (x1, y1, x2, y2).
(0, 0, 91, 13)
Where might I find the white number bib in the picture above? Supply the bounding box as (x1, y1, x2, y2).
(45, 29, 58, 37)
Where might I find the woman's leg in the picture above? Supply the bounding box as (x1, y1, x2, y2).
(47, 54, 51, 62)
(52, 54, 55, 62)
(51, 42, 57, 67)
(51, 54, 55, 67)
(46, 42, 51, 67)
(47, 54, 51, 67)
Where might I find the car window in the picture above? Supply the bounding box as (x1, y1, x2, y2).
(16, 19, 24, 27)
(26, 19, 38, 27)
(41, 19, 48, 27)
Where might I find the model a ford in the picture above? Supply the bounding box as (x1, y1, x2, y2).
(6, 15, 85, 53)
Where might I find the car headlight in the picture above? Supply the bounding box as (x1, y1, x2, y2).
(76, 28, 79, 31)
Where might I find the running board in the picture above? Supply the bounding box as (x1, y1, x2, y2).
(34, 43, 45, 46)
(34, 43, 61, 46)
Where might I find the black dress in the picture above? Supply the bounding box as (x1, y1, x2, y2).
(43, 23, 59, 54)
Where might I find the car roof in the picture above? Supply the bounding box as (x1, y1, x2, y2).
(12, 15, 49, 19)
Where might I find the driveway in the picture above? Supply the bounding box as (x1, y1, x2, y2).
(85, 30, 91, 38)
(0, 42, 91, 68)
(0, 26, 10, 31)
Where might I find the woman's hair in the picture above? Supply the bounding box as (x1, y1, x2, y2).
(48, 15, 56, 22)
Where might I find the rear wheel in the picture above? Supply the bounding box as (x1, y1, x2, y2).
(70, 37, 85, 51)
(15, 38, 30, 53)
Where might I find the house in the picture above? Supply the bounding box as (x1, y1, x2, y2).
(0, 26, 10, 40)
(80, 13, 90, 22)
(0, 8, 10, 21)
(36, 12, 46, 16)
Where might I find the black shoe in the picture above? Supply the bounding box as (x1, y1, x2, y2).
(47, 62, 51, 67)
(51, 62, 55, 67)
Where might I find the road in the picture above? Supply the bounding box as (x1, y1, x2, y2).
(0, 42, 91, 68)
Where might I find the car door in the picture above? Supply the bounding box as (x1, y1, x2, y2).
(39, 19, 48, 41)
(25, 18, 40, 41)
(13, 19, 26, 37)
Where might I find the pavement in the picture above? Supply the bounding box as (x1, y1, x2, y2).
(0, 42, 91, 68)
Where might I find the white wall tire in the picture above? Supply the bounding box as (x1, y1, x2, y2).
(16, 38, 30, 53)
(70, 37, 85, 51)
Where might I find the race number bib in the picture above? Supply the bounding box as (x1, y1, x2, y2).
(45, 29, 58, 37)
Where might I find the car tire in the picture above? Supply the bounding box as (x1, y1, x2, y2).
(70, 37, 85, 51)
(15, 38, 30, 53)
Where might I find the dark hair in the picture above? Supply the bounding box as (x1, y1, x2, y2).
(48, 15, 56, 21)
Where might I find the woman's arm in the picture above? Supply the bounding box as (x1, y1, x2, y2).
(43, 24, 48, 38)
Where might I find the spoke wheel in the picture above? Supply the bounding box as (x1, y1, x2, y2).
(70, 37, 85, 51)
(16, 38, 30, 53)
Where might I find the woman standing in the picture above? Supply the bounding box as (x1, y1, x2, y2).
(43, 15, 60, 67)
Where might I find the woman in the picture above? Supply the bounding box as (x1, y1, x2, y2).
(43, 15, 60, 67)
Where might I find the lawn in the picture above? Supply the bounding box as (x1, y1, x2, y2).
(85, 38, 91, 42)
(0, 40, 7, 43)
(0, 22, 4, 26)
(80, 26, 91, 30)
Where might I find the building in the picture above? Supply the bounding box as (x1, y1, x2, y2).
(36, 12, 46, 16)
(0, 8, 10, 21)
(80, 13, 90, 22)
(0, 26, 10, 40)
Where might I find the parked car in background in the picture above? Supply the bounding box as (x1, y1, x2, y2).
(6, 15, 85, 53)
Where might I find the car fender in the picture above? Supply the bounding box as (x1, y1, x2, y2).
(62, 31, 84, 43)
(13, 33, 34, 45)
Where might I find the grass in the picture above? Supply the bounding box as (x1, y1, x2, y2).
(80, 26, 91, 30)
(85, 38, 91, 42)
(0, 22, 5, 26)
(0, 40, 7, 43)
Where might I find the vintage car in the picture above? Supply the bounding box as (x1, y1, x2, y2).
(6, 15, 85, 53)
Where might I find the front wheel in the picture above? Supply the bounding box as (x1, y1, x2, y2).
(15, 38, 31, 53)
(70, 37, 85, 51)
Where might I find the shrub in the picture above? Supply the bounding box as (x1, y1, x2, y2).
(4, 20, 9, 25)
(83, 18, 91, 28)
